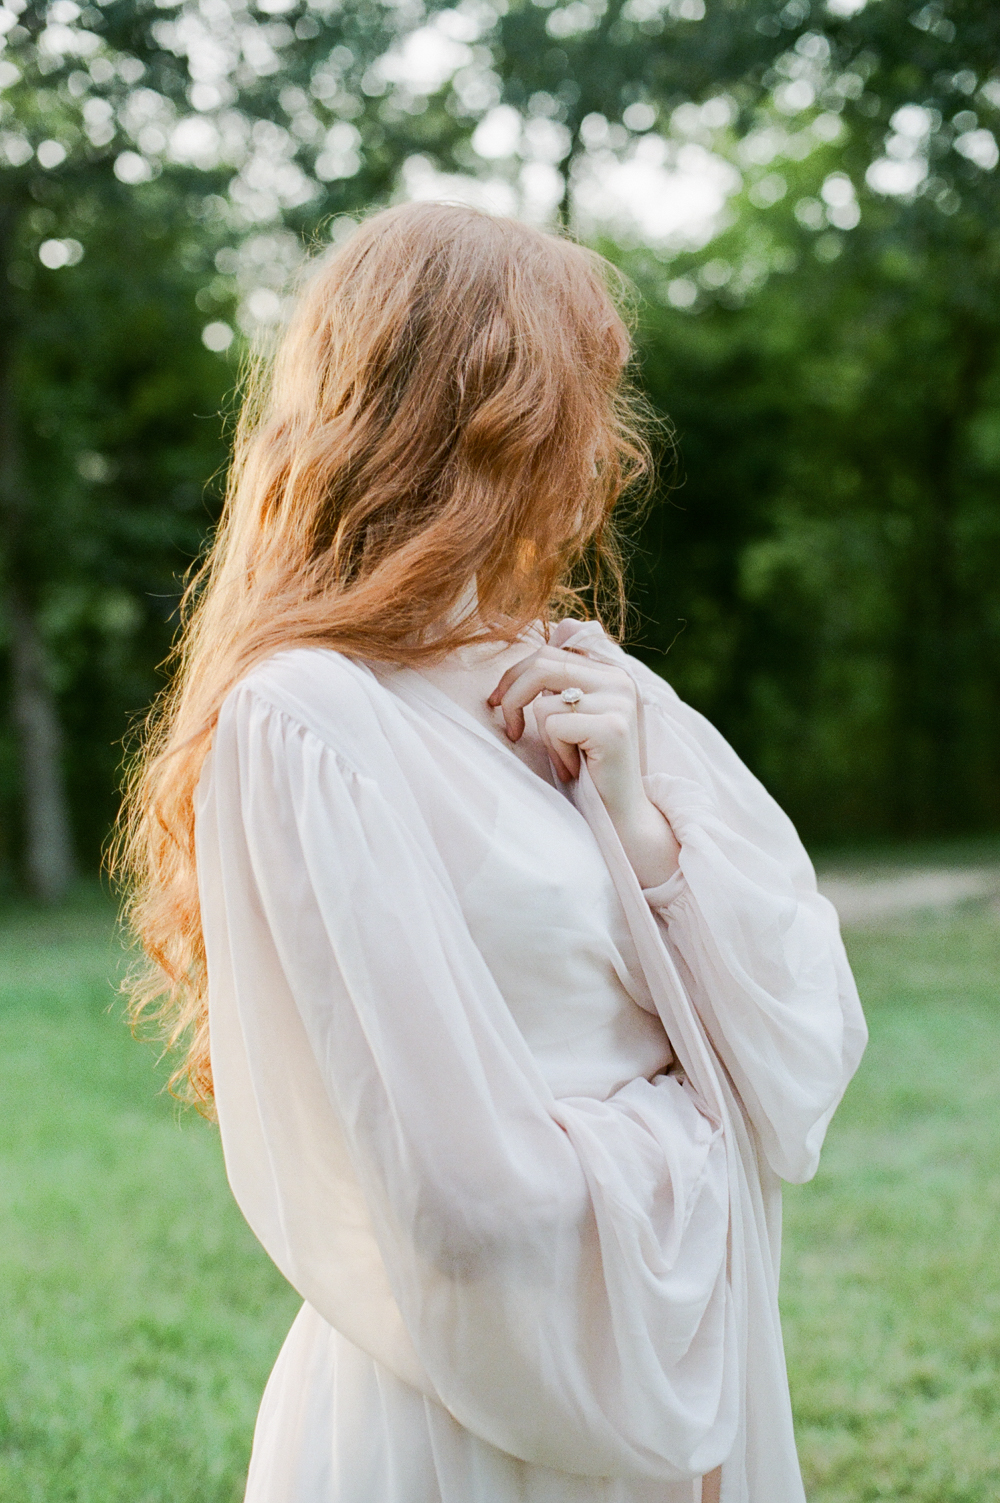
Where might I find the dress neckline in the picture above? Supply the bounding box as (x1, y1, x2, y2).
(376, 660, 583, 812)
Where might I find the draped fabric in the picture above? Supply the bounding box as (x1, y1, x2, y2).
(194, 619, 866, 1503)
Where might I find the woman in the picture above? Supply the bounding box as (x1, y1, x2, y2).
(120, 202, 866, 1503)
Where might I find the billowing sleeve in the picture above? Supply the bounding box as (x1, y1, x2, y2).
(634, 671, 866, 1185)
(196, 681, 737, 1481)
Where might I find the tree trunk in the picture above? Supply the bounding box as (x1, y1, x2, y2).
(0, 197, 75, 901)
(7, 589, 76, 902)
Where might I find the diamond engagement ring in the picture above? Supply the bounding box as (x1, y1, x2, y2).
(560, 687, 584, 710)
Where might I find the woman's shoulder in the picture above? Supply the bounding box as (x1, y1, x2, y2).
(221, 646, 402, 769)
(554, 617, 755, 780)
(551, 617, 682, 706)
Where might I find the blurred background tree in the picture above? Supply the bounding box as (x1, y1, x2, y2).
(1, 0, 998, 894)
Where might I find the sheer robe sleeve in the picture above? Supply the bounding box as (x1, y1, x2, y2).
(550, 622, 866, 1187)
(196, 681, 737, 1482)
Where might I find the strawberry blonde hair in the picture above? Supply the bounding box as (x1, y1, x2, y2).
(115, 201, 652, 1109)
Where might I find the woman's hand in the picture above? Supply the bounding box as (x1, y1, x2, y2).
(487, 645, 680, 891)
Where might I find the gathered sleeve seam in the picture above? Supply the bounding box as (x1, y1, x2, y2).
(641, 869, 688, 917)
(226, 680, 371, 787)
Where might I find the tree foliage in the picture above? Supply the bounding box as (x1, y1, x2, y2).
(1, 0, 999, 891)
(615, 0, 1000, 838)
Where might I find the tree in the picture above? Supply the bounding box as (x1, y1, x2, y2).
(611, 2, 1000, 838)
(0, 0, 470, 894)
(3, 0, 999, 881)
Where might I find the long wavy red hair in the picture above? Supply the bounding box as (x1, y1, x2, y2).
(115, 201, 653, 1110)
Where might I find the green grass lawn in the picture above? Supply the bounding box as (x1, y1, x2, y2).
(1, 888, 999, 1501)
(783, 906, 1000, 1503)
(0, 893, 299, 1503)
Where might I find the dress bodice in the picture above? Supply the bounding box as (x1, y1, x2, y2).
(382, 642, 673, 1099)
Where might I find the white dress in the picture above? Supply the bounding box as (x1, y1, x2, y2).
(194, 618, 866, 1503)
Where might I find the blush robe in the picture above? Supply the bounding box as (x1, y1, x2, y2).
(194, 618, 866, 1503)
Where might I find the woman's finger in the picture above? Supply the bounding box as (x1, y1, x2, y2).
(488, 647, 611, 706)
(544, 709, 632, 754)
(488, 653, 625, 741)
(535, 696, 633, 784)
(487, 647, 590, 706)
(532, 695, 582, 780)
(545, 711, 623, 790)
(538, 720, 578, 782)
